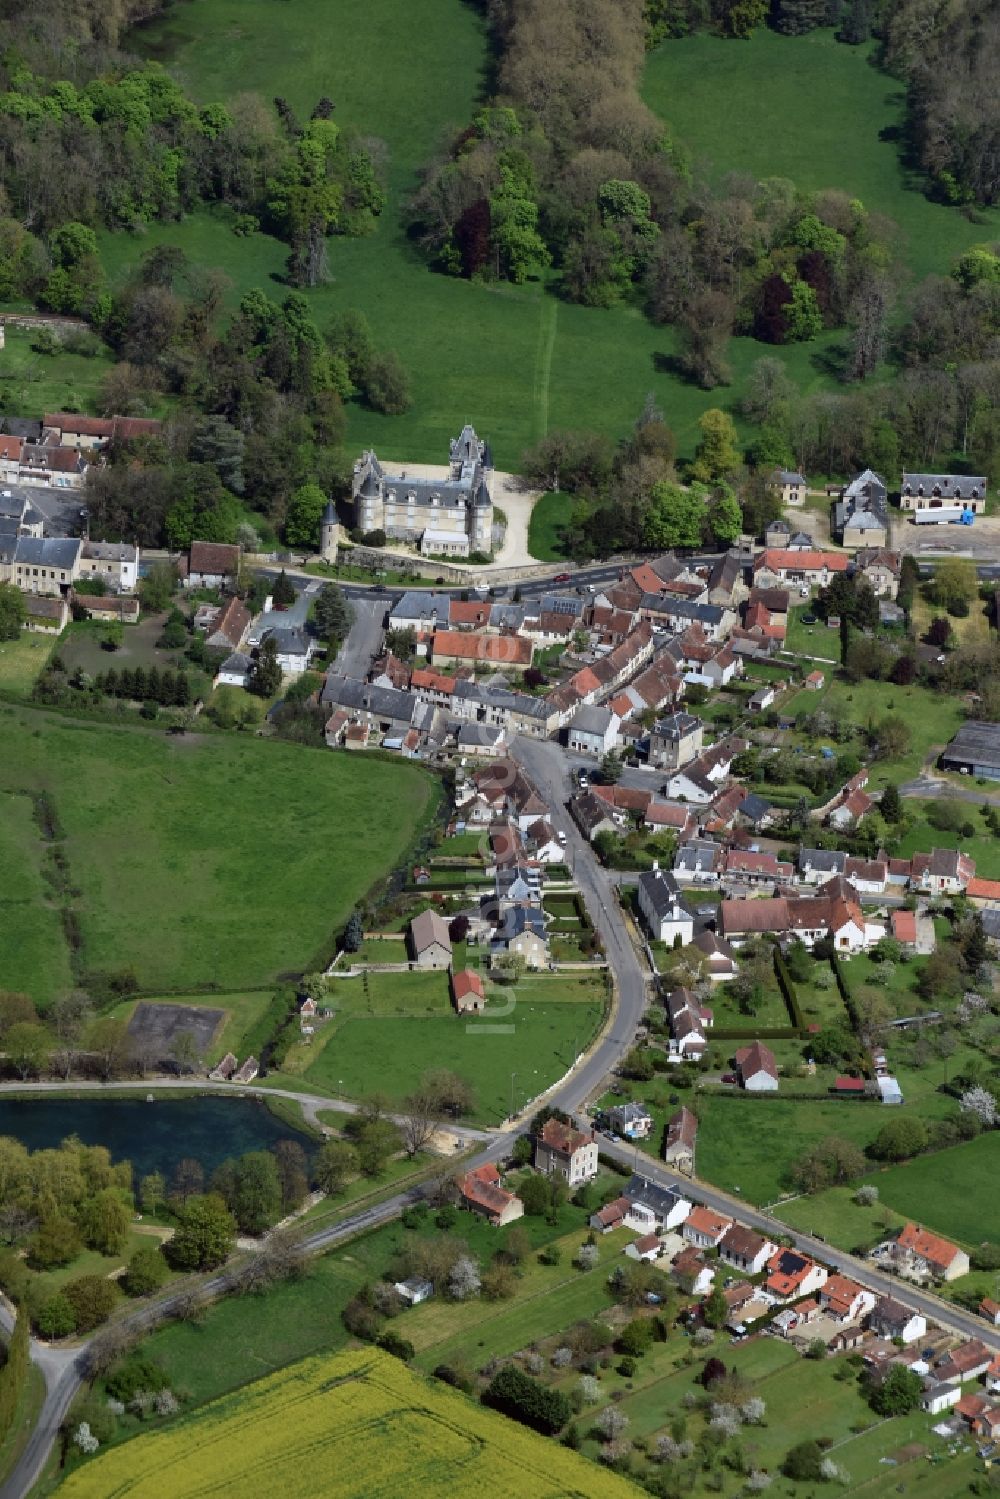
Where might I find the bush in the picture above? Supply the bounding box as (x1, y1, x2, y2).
(482, 1364, 571, 1434)
(377, 1331, 415, 1362)
(106, 1356, 171, 1405)
(62, 1275, 119, 1332)
(122, 1246, 169, 1297)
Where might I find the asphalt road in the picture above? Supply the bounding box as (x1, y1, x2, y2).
(509, 735, 650, 1112)
(334, 597, 387, 680)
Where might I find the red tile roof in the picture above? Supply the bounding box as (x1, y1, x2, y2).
(431, 630, 533, 667)
(452, 970, 485, 1005)
(539, 1118, 593, 1156)
(891, 910, 918, 943)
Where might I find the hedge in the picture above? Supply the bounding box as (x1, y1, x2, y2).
(773, 950, 806, 1031)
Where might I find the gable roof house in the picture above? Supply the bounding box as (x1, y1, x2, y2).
(184, 541, 241, 589)
(683, 1205, 734, 1249)
(888, 1223, 970, 1282)
(719, 875, 868, 952)
(490, 903, 549, 968)
(834, 469, 889, 548)
(648, 712, 705, 771)
(663, 1106, 698, 1173)
(819, 1274, 876, 1324)
(205, 595, 251, 652)
(637, 866, 694, 946)
(673, 839, 723, 886)
(608, 1101, 654, 1140)
(900, 472, 987, 513)
(909, 848, 975, 894)
(671, 1245, 716, 1296)
(409, 909, 453, 969)
(691, 929, 737, 983)
(535, 1119, 599, 1185)
(624, 1174, 692, 1234)
(451, 969, 486, 1014)
(854, 547, 902, 598)
(457, 1163, 524, 1226)
(590, 1195, 631, 1234)
(666, 987, 714, 1056)
(718, 1224, 776, 1275)
(867, 1295, 926, 1345)
(766, 1248, 828, 1301)
(566, 704, 620, 757)
(934, 1339, 993, 1384)
(753, 549, 850, 588)
(734, 1040, 779, 1092)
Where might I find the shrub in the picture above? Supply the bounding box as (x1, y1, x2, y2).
(483, 1364, 571, 1434)
(106, 1356, 171, 1405)
(62, 1276, 119, 1332)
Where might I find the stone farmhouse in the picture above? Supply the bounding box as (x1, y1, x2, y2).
(351, 425, 494, 557)
(899, 472, 987, 513)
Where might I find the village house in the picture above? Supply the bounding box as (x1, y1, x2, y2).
(734, 1040, 779, 1092)
(753, 549, 850, 590)
(431, 629, 533, 672)
(854, 548, 901, 599)
(183, 540, 241, 590)
(663, 1105, 698, 1173)
(624, 1174, 692, 1234)
(899, 471, 987, 514)
(647, 711, 704, 771)
(718, 1224, 775, 1276)
(451, 969, 486, 1014)
(590, 1195, 631, 1234)
(673, 840, 723, 886)
(935, 1339, 993, 1385)
(608, 1101, 654, 1140)
(456, 1163, 524, 1226)
(261, 626, 316, 678)
(819, 1274, 876, 1324)
(766, 1248, 828, 1300)
(566, 704, 620, 757)
(921, 1382, 962, 1416)
(637, 866, 694, 946)
(691, 929, 737, 983)
(773, 467, 807, 506)
(672, 1245, 715, 1296)
(666, 987, 714, 1057)
(534, 1119, 599, 1186)
(409, 909, 452, 969)
(490, 904, 548, 968)
(205, 595, 251, 652)
(909, 848, 975, 895)
(625, 1233, 662, 1263)
(867, 1296, 926, 1345)
(683, 1205, 733, 1249)
(834, 468, 889, 548)
(719, 875, 870, 953)
(884, 1222, 970, 1282)
(722, 849, 794, 887)
(76, 540, 139, 593)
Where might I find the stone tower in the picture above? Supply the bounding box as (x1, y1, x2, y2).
(320, 500, 339, 564)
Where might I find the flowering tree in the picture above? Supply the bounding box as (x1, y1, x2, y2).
(597, 1406, 630, 1440)
(448, 1255, 481, 1300)
(960, 1086, 998, 1126)
(578, 1375, 601, 1404)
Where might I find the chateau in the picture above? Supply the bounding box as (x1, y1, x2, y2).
(351, 425, 494, 558)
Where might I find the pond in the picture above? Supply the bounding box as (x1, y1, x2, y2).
(0, 1096, 312, 1181)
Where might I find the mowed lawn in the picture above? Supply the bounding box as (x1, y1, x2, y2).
(0, 632, 55, 696)
(873, 1133, 1000, 1245)
(526, 491, 575, 562)
(108, 0, 851, 468)
(696, 1096, 887, 1204)
(774, 1184, 906, 1253)
(0, 706, 436, 993)
(0, 788, 73, 1008)
(643, 28, 1000, 285)
(301, 1000, 604, 1123)
(0, 326, 120, 422)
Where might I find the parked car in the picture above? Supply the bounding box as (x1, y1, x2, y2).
(553, 572, 571, 583)
(721, 1073, 737, 1085)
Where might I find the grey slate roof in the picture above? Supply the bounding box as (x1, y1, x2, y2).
(322, 673, 417, 723)
(263, 626, 311, 656)
(219, 651, 251, 674)
(569, 704, 616, 735)
(625, 1173, 686, 1220)
(901, 472, 986, 500)
(942, 720, 1000, 771)
(798, 847, 847, 875)
(14, 536, 81, 569)
(638, 866, 684, 919)
(653, 710, 701, 741)
(675, 840, 720, 874)
(390, 590, 453, 622)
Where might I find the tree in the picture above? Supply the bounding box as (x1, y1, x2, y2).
(0, 992, 36, 1040)
(285, 483, 328, 549)
(482, 1364, 570, 1434)
(63, 1274, 119, 1332)
(644, 482, 706, 549)
(690, 409, 740, 484)
(702, 1283, 729, 1329)
(272, 570, 296, 607)
(165, 1193, 236, 1271)
(313, 582, 353, 645)
(708, 485, 743, 544)
(400, 1085, 439, 1158)
(872, 715, 911, 762)
(932, 556, 978, 613)
(85, 1017, 131, 1080)
(122, 1246, 169, 1296)
(248, 637, 282, 697)
(364, 351, 411, 415)
(139, 1172, 165, 1216)
(867, 1363, 923, 1416)
(4, 1022, 49, 1079)
(600, 751, 623, 784)
(314, 1139, 358, 1195)
(448, 1255, 481, 1300)
(869, 1115, 928, 1162)
(169, 1030, 201, 1076)
(782, 1440, 825, 1481)
(960, 1085, 998, 1125)
(28, 1214, 81, 1270)
(171, 1158, 205, 1207)
(343, 911, 364, 953)
(0, 582, 25, 641)
(220, 1151, 283, 1235)
(879, 782, 902, 822)
(79, 1189, 131, 1256)
(354, 1119, 400, 1176)
(273, 1139, 309, 1211)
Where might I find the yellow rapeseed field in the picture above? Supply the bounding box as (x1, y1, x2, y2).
(58, 1347, 640, 1498)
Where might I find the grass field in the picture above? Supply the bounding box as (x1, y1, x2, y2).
(100, 1, 856, 469)
(59, 1347, 639, 1499)
(526, 491, 575, 562)
(0, 326, 119, 420)
(299, 999, 604, 1123)
(0, 790, 73, 1007)
(873, 1133, 1000, 1245)
(0, 631, 54, 696)
(0, 704, 436, 998)
(773, 1184, 907, 1252)
(784, 675, 964, 785)
(643, 28, 1000, 285)
(329, 969, 453, 1016)
(894, 800, 1000, 879)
